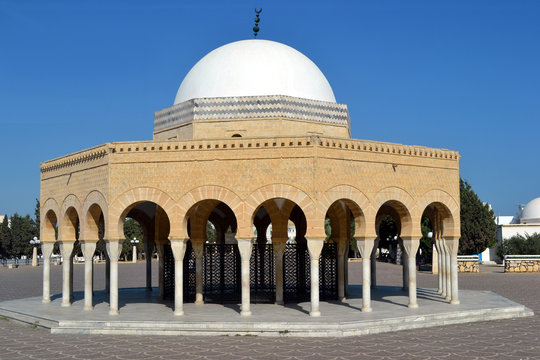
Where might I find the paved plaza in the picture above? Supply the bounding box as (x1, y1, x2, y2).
(0, 261, 539, 359)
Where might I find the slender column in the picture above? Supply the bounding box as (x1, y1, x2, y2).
(41, 242, 54, 303)
(192, 240, 205, 305)
(440, 239, 447, 297)
(105, 239, 122, 315)
(402, 238, 420, 308)
(104, 250, 110, 293)
(32, 246, 38, 267)
(273, 239, 287, 305)
(443, 239, 452, 301)
(435, 239, 443, 294)
(170, 238, 188, 315)
(370, 238, 379, 289)
(399, 239, 409, 291)
(144, 241, 154, 291)
(444, 238, 460, 304)
(432, 243, 439, 274)
(357, 238, 375, 312)
(156, 243, 165, 299)
(336, 238, 348, 300)
(69, 251, 74, 301)
(237, 237, 253, 316)
(59, 241, 74, 307)
(307, 238, 325, 317)
(132, 245, 137, 263)
(81, 240, 97, 311)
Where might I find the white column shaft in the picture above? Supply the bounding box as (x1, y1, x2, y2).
(60, 242, 74, 307)
(41, 242, 54, 303)
(106, 240, 122, 315)
(170, 239, 188, 316)
(81, 241, 97, 311)
(273, 240, 286, 305)
(192, 241, 204, 305)
(237, 238, 253, 316)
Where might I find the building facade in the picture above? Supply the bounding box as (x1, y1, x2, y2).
(40, 39, 461, 317)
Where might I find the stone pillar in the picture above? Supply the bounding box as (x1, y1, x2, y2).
(170, 238, 188, 315)
(370, 238, 379, 289)
(105, 240, 122, 315)
(445, 238, 460, 304)
(443, 239, 452, 301)
(32, 246, 38, 267)
(307, 238, 325, 317)
(59, 241, 74, 307)
(440, 239, 447, 298)
(356, 238, 375, 312)
(402, 238, 420, 308)
(80, 241, 97, 311)
(237, 237, 253, 316)
(132, 245, 137, 263)
(156, 243, 165, 300)
(104, 250, 110, 294)
(336, 238, 348, 300)
(435, 239, 443, 294)
(399, 239, 408, 291)
(144, 241, 154, 291)
(432, 243, 439, 274)
(273, 239, 287, 305)
(192, 240, 205, 305)
(41, 242, 54, 303)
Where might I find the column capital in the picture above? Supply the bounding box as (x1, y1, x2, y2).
(41, 242, 54, 258)
(170, 238, 188, 260)
(355, 237, 375, 258)
(236, 237, 253, 260)
(105, 239, 123, 261)
(401, 237, 420, 256)
(306, 237, 325, 260)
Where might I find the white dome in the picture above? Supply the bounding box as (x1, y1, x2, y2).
(520, 197, 540, 224)
(174, 40, 336, 104)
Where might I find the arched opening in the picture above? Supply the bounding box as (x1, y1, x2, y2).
(231, 133, 242, 138)
(325, 199, 366, 300)
(421, 202, 455, 272)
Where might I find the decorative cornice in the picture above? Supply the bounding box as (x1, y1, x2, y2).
(154, 95, 350, 132)
(40, 145, 110, 173)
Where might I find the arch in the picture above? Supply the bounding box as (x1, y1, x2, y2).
(245, 184, 315, 238)
(319, 185, 375, 238)
(418, 189, 460, 238)
(107, 187, 179, 240)
(373, 187, 419, 238)
(81, 190, 108, 241)
(41, 198, 60, 242)
(177, 185, 244, 239)
(59, 194, 82, 242)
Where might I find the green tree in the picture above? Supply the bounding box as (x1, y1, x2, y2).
(0, 216, 12, 258)
(206, 221, 217, 243)
(34, 199, 40, 236)
(420, 216, 433, 263)
(459, 179, 497, 255)
(9, 213, 37, 258)
(123, 218, 144, 261)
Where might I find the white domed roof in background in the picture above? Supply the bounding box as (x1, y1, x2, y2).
(520, 197, 540, 224)
(174, 40, 336, 104)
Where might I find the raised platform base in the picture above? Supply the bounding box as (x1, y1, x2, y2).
(0, 286, 532, 337)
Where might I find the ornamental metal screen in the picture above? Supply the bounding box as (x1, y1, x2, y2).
(162, 241, 337, 304)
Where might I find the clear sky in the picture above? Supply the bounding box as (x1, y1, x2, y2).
(0, 0, 538, 218)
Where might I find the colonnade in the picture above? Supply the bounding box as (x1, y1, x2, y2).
(39, 235, 460, 317)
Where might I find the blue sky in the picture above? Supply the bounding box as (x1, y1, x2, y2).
(0, 0, 538, 217)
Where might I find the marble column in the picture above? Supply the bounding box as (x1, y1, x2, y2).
(435, 238, 443, 294)
(446, 237, 460, 304)
(399, 239, 409, 291)
(170, 238, 188, 316)
(307, 238, 325, 317)
(440, 239, 447, 298)
(41, 242, 54, 303)
(144, 241, 154, 291)
(106, 239, 122, 315)
(402, 238, 420, 308)
(336, 238, 348, 301)
(59, 241, 74, 307)
(192, 240, 205, 305)
(443, 239, 452, 301)
(81, 240, 97, 311)
(356, 238, 375, 312)
(237, 237, 253, 316)
(370, 238, 379, 289)
(273, 239, 287, 305)
(156, 243, 165, 300)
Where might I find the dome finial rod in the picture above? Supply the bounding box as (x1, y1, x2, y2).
(253, 8, 262, 38)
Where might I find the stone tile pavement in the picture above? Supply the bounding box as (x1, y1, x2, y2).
(0, 261, 539, 359)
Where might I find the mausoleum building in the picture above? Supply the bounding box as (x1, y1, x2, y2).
(39, 39, 461, 317)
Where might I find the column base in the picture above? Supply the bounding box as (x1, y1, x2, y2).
(408, 303, 418, 309)
(445, 296, 451, 301)
(61, 302, 71, 307)
(240, 310, 252, 317)
(361, 306, 372, 312)
(42, 298, 50, 304)
(309, 311, 321, 317)
(275, 300, 284, 305)
(174, 310, 184, 316)
(83, 306, 93, 311)
(195, 300, 204, 305)
(450, 299, 460, 305)
(338, 297, 346, 302)
(109, 309, 120, 315)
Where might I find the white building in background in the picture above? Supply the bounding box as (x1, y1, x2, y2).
(489, 197, 540, 263)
